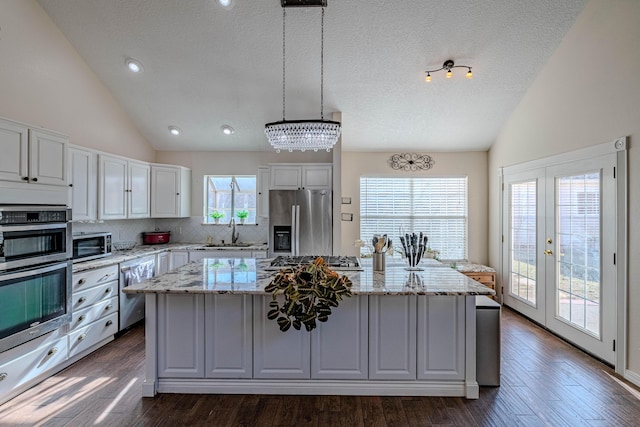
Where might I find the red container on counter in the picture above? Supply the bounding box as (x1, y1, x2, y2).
(142, 231, 171, 245)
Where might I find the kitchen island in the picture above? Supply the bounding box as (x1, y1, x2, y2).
(124, 257, 495, 399)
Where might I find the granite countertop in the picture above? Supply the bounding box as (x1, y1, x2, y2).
(450, 262, 496, 273)
(122, 257, 495, 297)
(72, 243, 268, 273)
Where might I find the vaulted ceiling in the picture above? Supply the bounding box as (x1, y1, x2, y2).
(38, 0, 588, 152)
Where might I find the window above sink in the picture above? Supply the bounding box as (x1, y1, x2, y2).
(204, 175, 256, 225)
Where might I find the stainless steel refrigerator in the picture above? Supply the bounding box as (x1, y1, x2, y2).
(269, 189, 332, 257)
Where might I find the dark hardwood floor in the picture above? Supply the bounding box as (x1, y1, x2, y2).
(1, 307, 639, 426)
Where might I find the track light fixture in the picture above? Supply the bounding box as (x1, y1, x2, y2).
(424, 59, 473, 82)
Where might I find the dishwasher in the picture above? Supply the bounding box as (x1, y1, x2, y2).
(119, 255, 155, 331)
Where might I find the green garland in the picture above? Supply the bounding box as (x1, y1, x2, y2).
(265, 257, 353, 332)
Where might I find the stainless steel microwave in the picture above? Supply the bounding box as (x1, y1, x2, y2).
(72, 232, 112, 263)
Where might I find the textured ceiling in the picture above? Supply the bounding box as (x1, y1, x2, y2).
(37, 0, 588, 152)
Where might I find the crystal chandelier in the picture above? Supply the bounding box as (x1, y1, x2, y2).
(265, 2, 341, 153)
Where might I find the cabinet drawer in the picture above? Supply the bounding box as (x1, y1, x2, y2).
(72, 281, 117, 312)
(69, 296, 118, 333)
(463, 272, 495, 285)
(0, 336, 68, 398)
(68, 312, 118, 358)
(73, 265, 119, 292)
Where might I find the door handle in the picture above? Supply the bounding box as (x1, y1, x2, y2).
(543, 249, 553, 255)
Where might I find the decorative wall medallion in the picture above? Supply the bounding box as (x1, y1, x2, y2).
(388, 153, 435, 171)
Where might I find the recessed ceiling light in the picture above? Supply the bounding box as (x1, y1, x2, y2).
(125, 58, 144, 73)
(168, 126, 182, 136)
(220, 125, 235, 135)
(217, 0, 234, 10)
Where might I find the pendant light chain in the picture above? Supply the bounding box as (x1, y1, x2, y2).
(265, 3, 341, 153)
(282, 8, 286, 121)
(320, 7, 324, 121)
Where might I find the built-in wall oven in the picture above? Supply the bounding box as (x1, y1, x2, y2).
(0, 205, 72, 353)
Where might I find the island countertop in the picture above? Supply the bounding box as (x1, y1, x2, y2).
(122, 257, 495, 296)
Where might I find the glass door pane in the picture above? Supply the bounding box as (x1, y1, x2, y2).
(510, 180, 538, 305)
(555, 172, 601, 337)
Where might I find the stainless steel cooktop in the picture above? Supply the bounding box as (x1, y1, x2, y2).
(267, 255, 362, 271)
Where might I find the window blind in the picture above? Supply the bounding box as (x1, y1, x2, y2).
(360, 177, 468, 260)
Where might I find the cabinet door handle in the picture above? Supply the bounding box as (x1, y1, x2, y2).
(78, 315, 86, 323)
(105, 304, 113, 311)
(105, 288, 111, 294)
(22, 176, 29, 181)
(32, 177, 38, 182)
(47, 347, 59, 356)
(69, 183, 73, 187)
(0, 373, 7, 382)
(105, 320, 113, 327)
(78, 297, 87, 304)
(78, 278, 87, 285)
(176, 193, 179, 196)
(78, 334, 87, 342)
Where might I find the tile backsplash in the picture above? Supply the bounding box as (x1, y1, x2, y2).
(72, 217, 268, 245)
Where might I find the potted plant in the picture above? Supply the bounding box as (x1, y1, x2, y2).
(209, 211, 224, 224)
(236, 209, 249, 224)
(265, 257, 353, 332)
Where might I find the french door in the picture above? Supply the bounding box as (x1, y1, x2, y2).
(502, 154, 617, 364)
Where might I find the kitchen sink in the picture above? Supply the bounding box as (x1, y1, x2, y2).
(203, 243, 253, 248)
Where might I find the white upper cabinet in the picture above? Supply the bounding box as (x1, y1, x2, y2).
(98, 154, 150, 220)
(256, 166, 269, 218)
(0, 118, 67, 187)
(269, 164, 332, 190)
(67, 146, 97, 221)
(151, 164, 191, 218)
(128, 160, 151, 218)
(301, 165, 332, 190)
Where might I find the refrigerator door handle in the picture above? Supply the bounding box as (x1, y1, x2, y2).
(291, 205, 297, 255)
(295, 205, 300, 256)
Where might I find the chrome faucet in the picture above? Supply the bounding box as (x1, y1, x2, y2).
(228, 217, 239, 244)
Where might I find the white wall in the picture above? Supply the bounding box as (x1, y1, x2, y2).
(0, 0, 155, 162)
(488, 0, 640, 376)
(341, 151, 488, 263)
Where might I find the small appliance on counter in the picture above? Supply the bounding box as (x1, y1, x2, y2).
(142, 231, 171, 245)
(72, 232, 112, 262)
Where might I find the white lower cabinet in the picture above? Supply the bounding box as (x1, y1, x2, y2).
(69, 265, 119, 360)
(253, 295, 310, 379)
(311, 296, 368, 379)
(68, 312, 118, 358)
(69, 296, 118, 333)
(369, 295, 417, 380)
(170, 251, 189, 270)
(157, 294, 205, 378)
(0, 335, 68, 401)
(156, 251, 170, 275)
(204, 295, 252, 378)
(417, 296, 465, 380)
(152, 294, 466, 388)
(72, 281, 117, 312)
(189, 250, 251, 262)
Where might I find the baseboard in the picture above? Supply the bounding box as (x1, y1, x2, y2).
(156, 379, 473, 398)
(624, 369, 640, 388)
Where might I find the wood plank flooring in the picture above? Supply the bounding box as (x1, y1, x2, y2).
(1, 307, 639, 426)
